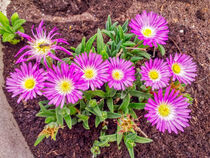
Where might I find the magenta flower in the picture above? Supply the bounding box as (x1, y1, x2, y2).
(107, 57, 135, 90)
(167, 53, 197, 84)
(140, 58, 171, 90)
(16, 20, 71, 65)
(145, 86, 191, 134)
(6, 62, 47, 103)
(129, 10, 169, 47)
(44, 63, 87, 108)
(73, 52, 109, 90)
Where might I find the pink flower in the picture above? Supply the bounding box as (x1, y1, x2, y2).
(107, 57, 135, 90)
(73, 52, 109, 90)
(167, 53, 197, 84)
(44, 63, 87, 108)
(6, 62, 47, 103)
(145, 86, 191, 134)
(16, 20, 71, 66)
(129, 10, 169, 47)
(140, 58, 171, 90)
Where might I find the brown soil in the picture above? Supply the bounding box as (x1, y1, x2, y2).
(3, 0, 210, 158)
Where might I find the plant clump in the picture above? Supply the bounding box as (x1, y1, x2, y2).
(4, 10, 197, 158)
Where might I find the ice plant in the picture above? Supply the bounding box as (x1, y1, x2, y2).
(44, 63, 87, 108)
(145, 86, 191, 134)
(73, 52, 109, 90)
(140, 58, 171, 90)
(167, 53, 197, 84)
(15, 20, 71, 65)
(107, 57, 135, 90)
(129, 10, 169, 47)
(6, 62, 47, 103)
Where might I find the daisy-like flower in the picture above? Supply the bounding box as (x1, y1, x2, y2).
(129, 10, 169, 47)
(44, 63, 87, 108)
(73, 52, 109, 90)
(15, 20, 71, 65)
(140, 58, 171, 90)
(145, 86, 191, 134)
(167, 53, 197, 84)
(6, 62, 47, 103)
(107, 57, 135, 90)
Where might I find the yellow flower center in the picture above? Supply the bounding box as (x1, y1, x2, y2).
(172, 63, 181, 74)
(149, 70, 159, 80)
(57, 80, 73, 94)
(33, 40, 51, 55)
(112, 70, 124, 80)
(84, 68, 96, 79)
(142, 28, 153, 37)
(158, 104, 171, 117)
(24, 78, 36, 90)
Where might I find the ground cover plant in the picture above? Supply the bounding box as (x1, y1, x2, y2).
(3, 10, 197, 158)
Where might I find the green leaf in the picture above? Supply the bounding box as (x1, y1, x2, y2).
(85, 34, 97, 52)
(130, 56, 143, 62)
(119, 94, 130, 113)
(11, 12, 19, 26)
(56, 107, 63, 126)
(75, 43, 82, 54)
(100, 134, 117, 142)
(97, 28, 104, 54)
(64, 115, 72, 129)
(95, 116, 101, 127)
(0, 28, 5, 35)
(102, 30, 115, 40)
(129, 90, 151, 98)
(126, 145, 134, 158)
(158, 44, 166, 56)
(124, 33, 134, 41)
(123, 41, 136, 47)
(107, 98, 114, 112)
(84, 90, 106, 98)
(118, 25, 124, 41)
(129, 103, 145, 110)
(17, 26, 24, 33)
(45, 117, 56, 124)
(81, 37, 86, 53)
(117, 126, 123, 146)
(13, 19, 26, 31)
(107, 112, 121, 118)
(134, 136, 153, 144)
(122, 20, 129, 32)
(100, 49, 109, 60)
(89, 99, 97, 108)
(93, 106, 102, 117)
(105, 15, 112, 30)
(2, 33, 15, 42)
(77, 114, 89, 129)
(36, 111, 55, 117)
(0, 11, 9, 26)
(34, 134, 47, 146)
(129, 108, 137, 119)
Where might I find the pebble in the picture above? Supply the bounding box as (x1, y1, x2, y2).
(179, 30, 184, 33)
(200, 101, 204, 105)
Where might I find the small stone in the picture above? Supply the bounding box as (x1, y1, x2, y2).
(200, 101, 204, 105)
(179, 30, 184, 33)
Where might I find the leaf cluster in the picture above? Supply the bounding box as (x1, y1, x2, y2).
(0, 12, 26, 44)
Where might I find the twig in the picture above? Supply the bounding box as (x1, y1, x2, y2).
(125, 47, 146, 51)
(169, 37, 182, 54)
(116, 48, 123, 57)
(195, 73, 210, 83)
(153, 46, 156, 57)
(136, 127, 148, 138)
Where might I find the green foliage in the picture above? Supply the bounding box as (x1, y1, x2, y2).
(0, 12, 26, 44)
